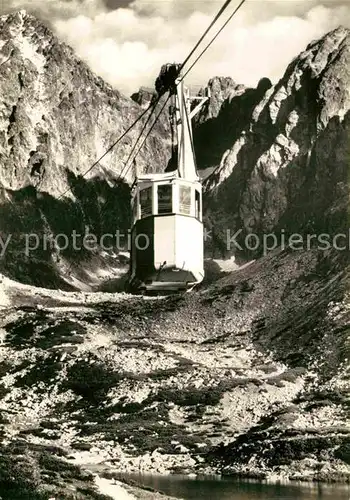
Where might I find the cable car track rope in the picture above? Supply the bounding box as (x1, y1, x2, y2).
(120, 92, 172, 182)
(180, 0, 235, 70)
(179, 0, 247, 82)
(116, 95, 162, 181)
(56, 0, 247, 200)
(57, 98, 159, 200)
(127, 0, 247, 167)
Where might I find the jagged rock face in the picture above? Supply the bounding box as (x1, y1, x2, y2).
(0, 11, 170, 288)
(193, 77, 270, 174)
(0, 15, 348, 286)
(203, 27, 350, 257)
(0, 11, 170, 194)
(130, 86, 157, 109)
(196, 76, 246, 123)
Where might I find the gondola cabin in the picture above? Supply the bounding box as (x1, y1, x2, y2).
(128, 64, 209, 293)
(130, 172, 203, 292)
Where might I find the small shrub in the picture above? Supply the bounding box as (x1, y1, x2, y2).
(334, 441, 350, 465)
(64, 359, 123, 403)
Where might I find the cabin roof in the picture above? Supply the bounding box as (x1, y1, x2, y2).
(135, 171, 200, 183)
(135, 171, 179, 182)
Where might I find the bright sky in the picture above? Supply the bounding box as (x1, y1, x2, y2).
(2, 0, 350, 94)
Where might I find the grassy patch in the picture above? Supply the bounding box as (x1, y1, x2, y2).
(268, 367, 307, 387)
(0, 441, 112, 500)
(34, 321, 86, 349)
(334, 440, 350, 465)
(105, 405, 197, 455)
(0, 453, 47, 500)
(63, 358, 123, 403)
(4, 310, 49, 349)
(0, 361, 11, 378)
(91, 293, 185, 327)
(39, 453, 92, 481)
(156, 387, 223, 407)
(208, 416, 347, 470)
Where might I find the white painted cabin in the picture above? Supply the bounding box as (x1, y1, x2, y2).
(129, 65, 208, 292)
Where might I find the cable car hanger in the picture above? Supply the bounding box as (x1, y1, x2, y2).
(56, 0, 247, 201)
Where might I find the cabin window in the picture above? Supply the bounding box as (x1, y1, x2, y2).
(132, 196, 138, 221)
(179, 185, 191, 215)
(140, 186, 152, 218)
(158, 184, 172, 214)
(195, 190, 201, 220)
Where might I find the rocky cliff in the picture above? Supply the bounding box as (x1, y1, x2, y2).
(0, 10, 170, 288)
(0, 10, 170, 193)
(131, 86, 157, 109)
(199, 27, 350, 259)
(2, 12, 348, 283)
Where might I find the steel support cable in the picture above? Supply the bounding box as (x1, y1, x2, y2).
(180, 0, 234, 70)
(179, 0, 247, 82)
(121, 93, 171, 181)
(128, 0, 231, 168)
(129, 0, 247, 166)
(97, 92, 171, 226)
(116, 96, 162, 182)
(54, 0, 245, 201)
(120, 0, 238, 171)
(57, 98, 159, 200)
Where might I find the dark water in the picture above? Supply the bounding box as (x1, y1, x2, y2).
(117, 473, 350, 499)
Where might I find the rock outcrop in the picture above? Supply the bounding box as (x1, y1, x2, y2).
(130, 86, 157, 109)
(0, 11, 170, 288)
(0, 10, 169, 194)
(193, 77, 270, 177)
(202, 27, 350, 258)
(195, 76, 246, 123)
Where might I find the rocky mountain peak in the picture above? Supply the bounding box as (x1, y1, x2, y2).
(0, 11, 171, 287)
(193, 76, 270, 174)
(0, 9, 57, 56)
(130, 86, 157, 108)
(252, 26, 350, 132)
(0, 11, 170, 196)
(202, 26, 349, 258)
(196, 76, 246, 124)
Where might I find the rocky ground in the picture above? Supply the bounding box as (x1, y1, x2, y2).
(202, 26, 350, 260)
(0, 246, 349, 498)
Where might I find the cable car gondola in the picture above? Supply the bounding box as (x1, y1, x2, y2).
(128, 64, 210, 293)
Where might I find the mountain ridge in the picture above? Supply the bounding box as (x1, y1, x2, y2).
(0, 10, 171, 195)
(200, 25, 350, 259)
(0, 10, 170, 288)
